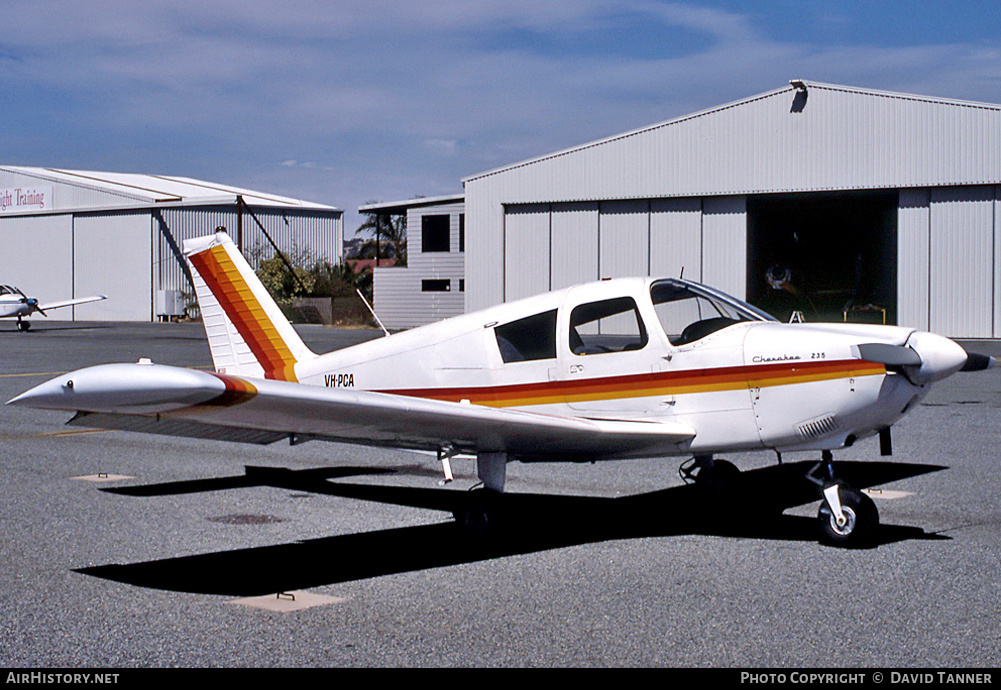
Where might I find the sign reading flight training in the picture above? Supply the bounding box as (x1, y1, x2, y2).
(0, 186, 53, 213)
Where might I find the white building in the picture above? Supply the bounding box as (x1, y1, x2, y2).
(365, 194, 465, 329)
(463, 81, 1001, 338)
(0, 167, 343, 322)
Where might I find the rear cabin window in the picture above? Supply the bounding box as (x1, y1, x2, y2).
(569, 297, 648, 355)
(494, 310, 558, 363)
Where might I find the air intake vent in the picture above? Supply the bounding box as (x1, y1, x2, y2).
(796, 414, 838, 440)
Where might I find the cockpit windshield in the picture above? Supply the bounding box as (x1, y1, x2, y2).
(651, 279, 777, 346)
(0, 285, 21, 297)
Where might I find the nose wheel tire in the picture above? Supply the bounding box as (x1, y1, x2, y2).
(818, 486, 878, 547)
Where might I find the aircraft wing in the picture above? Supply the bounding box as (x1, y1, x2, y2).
(8, 363, 696, 462)
(37, 294, 107, 311)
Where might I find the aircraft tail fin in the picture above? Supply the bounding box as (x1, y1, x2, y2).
(184, 230, 315, 381)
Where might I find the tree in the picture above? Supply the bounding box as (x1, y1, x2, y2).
(355, 204, 407, 266)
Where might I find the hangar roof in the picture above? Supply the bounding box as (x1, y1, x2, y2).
(0, 166, 340, 214)
(463, 80, 1001, 198)
(359, 193, 464, 214)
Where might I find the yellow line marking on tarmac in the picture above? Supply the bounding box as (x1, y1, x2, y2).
(0, 428, 114, 441)
(0, 371, 71, 378)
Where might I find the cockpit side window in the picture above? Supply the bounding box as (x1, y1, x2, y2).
(494, 310, 558, 363)
(569, 296, 648, 356)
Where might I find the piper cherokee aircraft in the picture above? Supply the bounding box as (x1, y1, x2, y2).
(0, 284, 107, 331)
(9, 230, 996, 546)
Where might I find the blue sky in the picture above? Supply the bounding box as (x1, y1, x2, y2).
(2, 1, 1000, 234)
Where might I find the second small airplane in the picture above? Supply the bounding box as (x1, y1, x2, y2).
(0, 284, 107, 331)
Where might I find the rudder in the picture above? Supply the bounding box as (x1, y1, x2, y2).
(184, 230, 315, 381)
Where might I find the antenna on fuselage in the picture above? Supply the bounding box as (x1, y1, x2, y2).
(356, 288, 390, 337)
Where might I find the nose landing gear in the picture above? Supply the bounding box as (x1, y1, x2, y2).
(809, 451, 878, 547)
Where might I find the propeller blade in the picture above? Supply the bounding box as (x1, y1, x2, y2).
(852, 343, 922, 367)
(960, 352, 997, 372)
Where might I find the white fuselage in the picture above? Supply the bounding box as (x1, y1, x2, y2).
(292, 278, 938, 457)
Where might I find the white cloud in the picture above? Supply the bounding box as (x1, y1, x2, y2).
(2, 1, 999, 232)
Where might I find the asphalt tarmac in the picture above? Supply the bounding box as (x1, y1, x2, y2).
(1, 321, 999, 668)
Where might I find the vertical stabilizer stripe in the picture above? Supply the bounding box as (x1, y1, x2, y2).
(189, 245, 299, 382)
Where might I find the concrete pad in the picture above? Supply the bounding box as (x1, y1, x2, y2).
(230, 591, 346, 612)
(72, 473, 135, 482)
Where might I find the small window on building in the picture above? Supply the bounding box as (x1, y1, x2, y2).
(422, 279, 451, 292)
(422, 214, 450, 253)
(459, 214, 465, 252)
(569, 297, 648, 355)
(495, 310, 558, 363)
(459, 279, 465, 292)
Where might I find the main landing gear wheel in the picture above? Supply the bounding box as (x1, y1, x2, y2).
(453, 489, 502, 534)
(818, 484, 878, 548)
(681, 456, 741, 493)
(697, 458, 740, 490)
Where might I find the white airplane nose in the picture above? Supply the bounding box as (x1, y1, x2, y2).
(905, 331, 970, 384)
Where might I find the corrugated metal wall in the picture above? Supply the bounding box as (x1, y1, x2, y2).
(154, 205, 343, 297)
(0, 203, 341, 323)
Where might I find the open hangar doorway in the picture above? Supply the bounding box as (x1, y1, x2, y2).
(746, 191, 898, 325)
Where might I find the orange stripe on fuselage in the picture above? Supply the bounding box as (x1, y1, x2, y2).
(379, 359, 887, 408)
(189, 245, 298, 382)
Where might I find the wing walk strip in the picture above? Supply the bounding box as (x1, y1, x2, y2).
(376, 359, 887, 408)
(188, 245, 299, 382)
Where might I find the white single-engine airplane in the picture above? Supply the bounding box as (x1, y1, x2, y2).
(9, 231, 996, 546)
(1, 284, 107, 331)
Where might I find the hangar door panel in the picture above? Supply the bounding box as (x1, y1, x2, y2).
(0, 215, 73, 320)
(650, 198, 701, 282)
(74, 213, 153, 321)
(897, 189, 930, 331)
(599, 200, 649, 279)
(929, 187, 994, 338)
(702, 196, 746, 300)
(504, 204, 550, 302)
(551, 202, 598, 290)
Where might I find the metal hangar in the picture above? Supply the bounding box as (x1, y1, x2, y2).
(462, 81, 1001, 338)
(0, 167, 343, 322)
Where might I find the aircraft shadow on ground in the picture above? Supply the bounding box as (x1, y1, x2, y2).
(78, 460, 948, 596)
